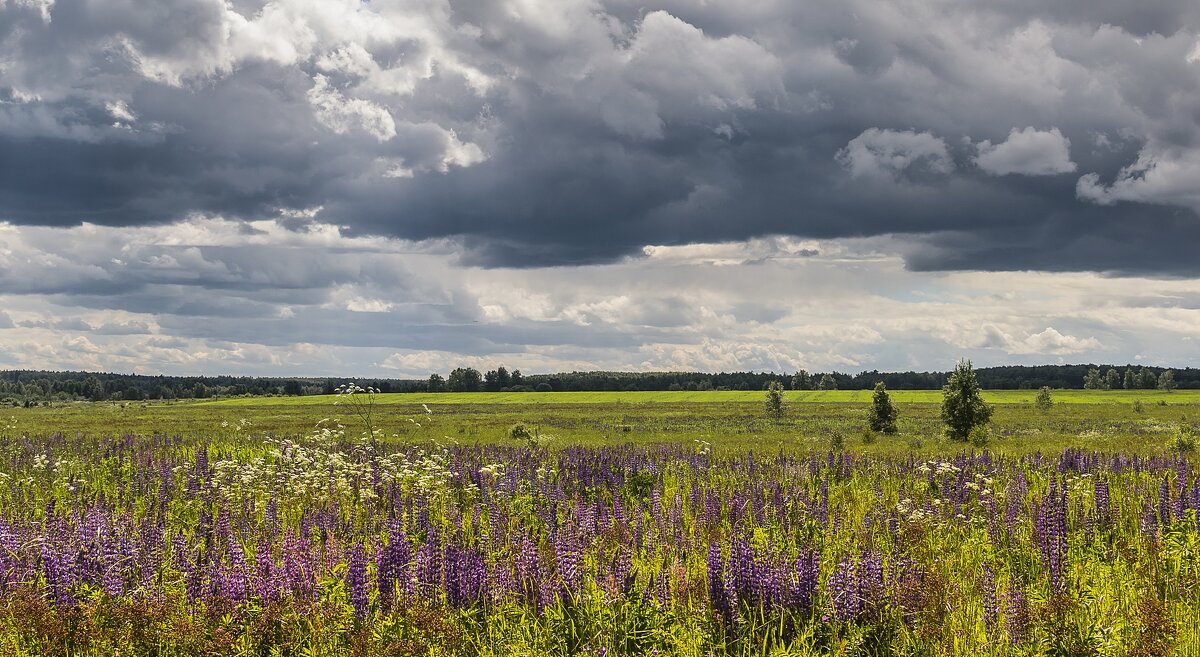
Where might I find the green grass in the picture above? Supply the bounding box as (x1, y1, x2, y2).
(197, 388, 1200, 406)
(4, 388, 1196, 457)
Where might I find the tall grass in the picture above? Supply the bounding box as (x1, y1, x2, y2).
(0, 429, 1196, 655)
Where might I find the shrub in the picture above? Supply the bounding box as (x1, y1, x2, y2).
(764, 381, 786, 421)
(1169, 430, 1196, 453)
(1035, 386, 1053, 412)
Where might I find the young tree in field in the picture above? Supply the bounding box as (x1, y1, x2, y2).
(1083, 368, 1104, 390)
(818, 373, 838, 390)
(1158, 370, 1177, 392)
(868, 382, 898, 434)
(941, 359, 993, 442)
(1035, 386, 1053, 411)
(764, 381, 786, 420)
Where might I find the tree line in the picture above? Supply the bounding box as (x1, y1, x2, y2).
(1, 363, 1196, 404)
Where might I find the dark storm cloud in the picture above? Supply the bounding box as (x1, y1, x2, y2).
(2, 0, 1200, 274)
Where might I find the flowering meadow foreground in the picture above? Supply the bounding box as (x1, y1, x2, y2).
(0, 430, 1198, 656)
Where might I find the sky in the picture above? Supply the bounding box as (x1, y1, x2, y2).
(1, 0, 1199, 377)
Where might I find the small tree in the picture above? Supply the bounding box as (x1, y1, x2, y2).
(1082, 368, 1104, 390)
(765, 381, 786, 420)
(818, 373, 838, 391)
(868, 381, 898, 434)
(1158, 370, 1177, 392)
(1035, 386, 1053, 411)
(941, 359, 993, 442)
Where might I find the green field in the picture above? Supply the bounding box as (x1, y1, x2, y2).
(6, 388, 1196, 456)
(2, 387, 1199, 655)
(194, 388, 1200, 406)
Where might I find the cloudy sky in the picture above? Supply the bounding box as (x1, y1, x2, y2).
(1, 0, 1199, 377)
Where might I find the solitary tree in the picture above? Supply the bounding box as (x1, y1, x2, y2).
(941, 359, 993, 442)
(1035, 386, 1053, 411)
(868, 381, 898, 434)
(765, 381, 786, 420)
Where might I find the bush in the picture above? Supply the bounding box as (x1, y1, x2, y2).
(1133, 399, 1144, 413)
(1035, 386, 1053, 412)
(861, 429, 877, 445)
(764, 381, 786, 421)
(830, 431, 845, 452)
(1169, 431, 1196, 453)
(969, 425, 991, 448)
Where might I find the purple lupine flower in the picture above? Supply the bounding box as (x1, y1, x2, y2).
(377, 524, 412, 610)
(728, 534, 754, 603)
(415, 531, 443, 599)
(826, 556, 859, 623)
(1093, 477, 1111, 527)
(859, 552, 884, 617)
(981, 563, 997, 631)
(706, 542, 732, 624)
(255, 539, 277, 603)
(1140, 499, 1159, 543)
(101, 534, 124, 597)
(1005, 583, 1029, 644)
(347, 544, 368, 620)
(1036, 476, 1068, 591)
(784, 549, 818, 614)
(1159, 475, 1173, 526)
(221, 540, 248, 603)
(42, 545, 76, 609)
(513, 534, 540, 606)
(554, 529, 582, 599)
(283, 534, 314, 599)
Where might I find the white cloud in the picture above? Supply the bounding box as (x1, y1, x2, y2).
(836, 128, 954, 179)
(307, 75, 396, 142)
(975, 127, 1076, 176)
(1077, 143, 1200, 211)
(3, 215, 1200, 376)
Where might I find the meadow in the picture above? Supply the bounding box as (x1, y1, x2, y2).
(0, 389, 1197, 656)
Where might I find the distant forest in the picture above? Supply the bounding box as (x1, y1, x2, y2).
(0, 364, 1195, 404)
